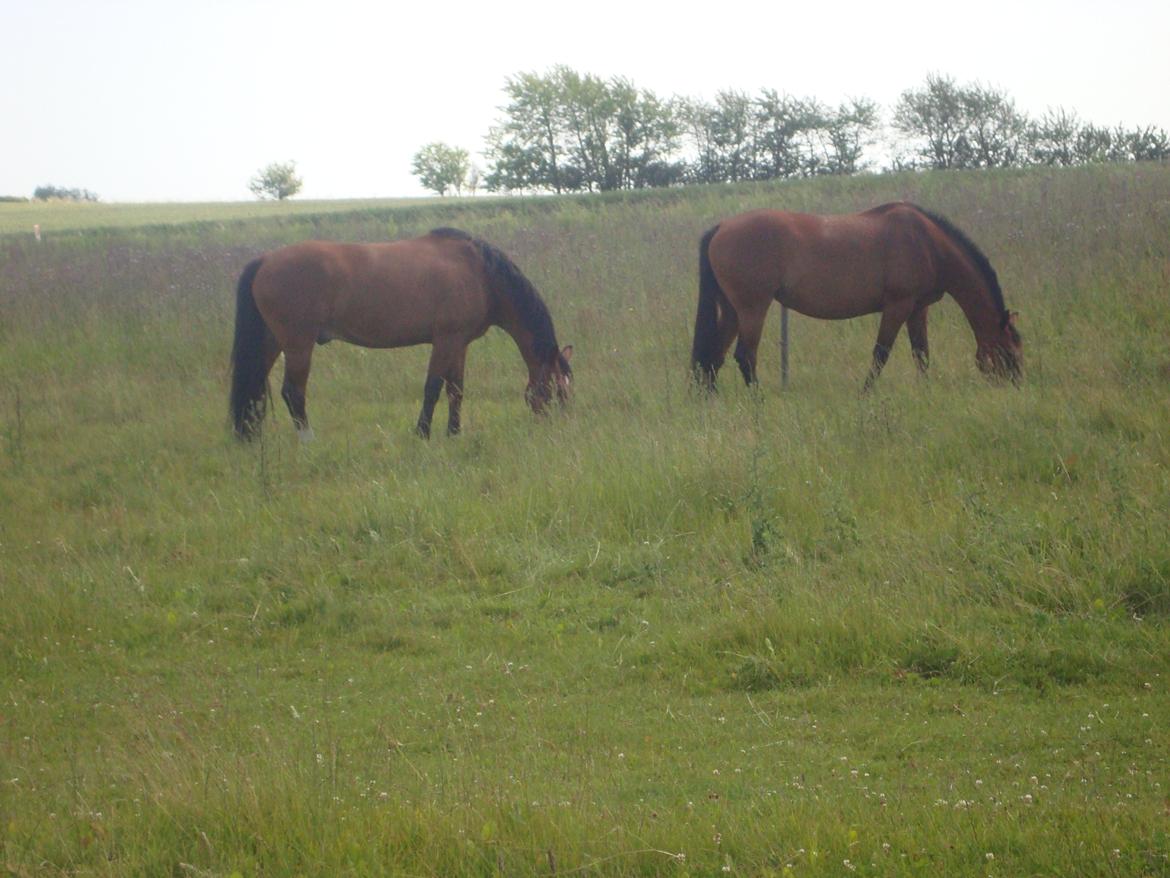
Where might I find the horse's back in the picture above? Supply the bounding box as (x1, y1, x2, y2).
(251, 236, 492, 350)
(709, 204, 938, 319)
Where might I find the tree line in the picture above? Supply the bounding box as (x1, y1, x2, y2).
(412, 70, 1170, 195)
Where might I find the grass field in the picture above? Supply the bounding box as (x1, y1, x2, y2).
(2, 164, 1169, 876)
(0, 197, 428, 237)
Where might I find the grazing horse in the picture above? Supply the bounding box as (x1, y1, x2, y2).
(691, 202, 1021, 390)
(230, 228, 572, 441)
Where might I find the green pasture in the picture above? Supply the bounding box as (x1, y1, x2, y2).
(2, 165, 1169, 876)
(0, 197, 424, 237)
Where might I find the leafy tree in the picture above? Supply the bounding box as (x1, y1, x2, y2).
(33, 185, 99, 202)
(679, 97, 721, 184)
(248, 161, 302, 200)
(962, 84, 1028, 168)
(1028, 108, 1082, 166)
(486, 67, 681, 193)
(822, 98, 879, 175)
(710, 90, 755, 182)
(679, 91, 756, 184)
(753, 91, 821, 179)
(1112, 125, 1170, 162)
(1074, 123, 1115, 163)
(894, 75, 1028, 170)
(893, 74, 973, 170)
(606, 78, 683, 189)
(485, 71, 567, 193)
(555, 67, 614, 191)
(411, 143, 471, 196)
(477, 67, 1166, 192)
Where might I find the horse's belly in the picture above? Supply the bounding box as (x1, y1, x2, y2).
(329, 321, 434, 349)
(330, 300, 487, 349)
(777, 284, 883, 320)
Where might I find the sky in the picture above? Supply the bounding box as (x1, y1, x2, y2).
(3, 0, 1168, 202)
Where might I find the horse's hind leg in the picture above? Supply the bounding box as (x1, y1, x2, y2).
(711, 306, 739, 386)
(281, 345, 315, 442)
(732, 303, 769, 387)
(907, 304, 929, 374)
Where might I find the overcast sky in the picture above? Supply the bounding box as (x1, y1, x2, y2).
(3, 0, 1168, 202)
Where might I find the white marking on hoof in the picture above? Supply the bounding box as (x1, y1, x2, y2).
(297, 427, 315, 444)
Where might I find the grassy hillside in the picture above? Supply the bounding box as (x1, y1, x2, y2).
(0, 196, 430, 237)
(2, 164, 1169, 876)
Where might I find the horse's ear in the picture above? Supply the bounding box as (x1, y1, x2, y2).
(560, 345, 573, 363)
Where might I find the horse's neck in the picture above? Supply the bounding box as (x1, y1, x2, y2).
(495, 308, 541, 373)
(944, 258, 1000, 342)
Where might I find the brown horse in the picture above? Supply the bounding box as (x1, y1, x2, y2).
(691, 202, 1021, 390)
(230, 228, 572, 441)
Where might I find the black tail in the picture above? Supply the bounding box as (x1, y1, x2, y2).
(229, 258, 270, 440)
(691, 224, 726, 384)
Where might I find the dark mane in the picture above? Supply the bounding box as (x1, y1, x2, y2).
(430, 227, 564, 364)
(914, 207, 1006, 317)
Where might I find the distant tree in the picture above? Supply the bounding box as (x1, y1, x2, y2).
(894, 75, 1028, 170)
(411, 143, 471, 196)
(679, 97, 721, 184)
(485, 66, 681, 193)
(33, 185, 99, 202)
(893, 74, 973, 169)
(606, 78, 683, 189)
(710, 90, 755, 182)
(682, 90, 878, 183)
(821, 98, 880, 175)
(485, 71, 567, 193)
(555, 67, 615, 191)
(679, 91, 755, 184)
(248, 161, 303, 200)
(474, 67, 1165, 193)
(1112, 125, 1170, 162)
(961, 84, 1028, 168)
(1029, 116, 1168, 166)
(1028, 108, 1082, 166)
(753, 90, 821, 179)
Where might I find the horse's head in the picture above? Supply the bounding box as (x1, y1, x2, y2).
(526, 345, 573, 413)
(977, 311, 1023, 384)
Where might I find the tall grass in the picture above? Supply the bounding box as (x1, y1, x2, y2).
(2, 164, 1169, 875)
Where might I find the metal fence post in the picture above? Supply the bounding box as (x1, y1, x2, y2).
(780, 305, 790, 388)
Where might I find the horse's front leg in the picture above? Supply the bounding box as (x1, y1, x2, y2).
(415, 375, 443, 439)
(417, 339, 460, 439)
(444, 347, 468, 437)
(907, 304, 930, 375)
(863, 300, 915, 392)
